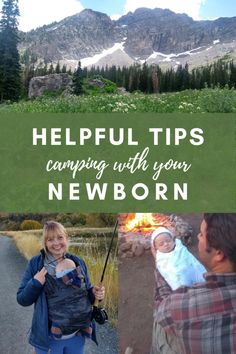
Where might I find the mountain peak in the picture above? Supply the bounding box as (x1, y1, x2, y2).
(19, 8, 236, 70)
(79, 8, 110, 18)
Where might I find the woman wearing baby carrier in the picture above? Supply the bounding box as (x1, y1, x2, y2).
(17, 220, 105, 354)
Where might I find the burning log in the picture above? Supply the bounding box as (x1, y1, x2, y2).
(126, 213, 158, 231)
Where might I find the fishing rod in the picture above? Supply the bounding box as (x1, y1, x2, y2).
(92, 218, 118, 324)
(101, 218, 118, 283)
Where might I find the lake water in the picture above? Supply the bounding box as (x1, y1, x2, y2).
(69, 232, 117, 258)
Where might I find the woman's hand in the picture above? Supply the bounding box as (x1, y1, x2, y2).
(34, 267, 47, 285)
(93, 285, 105, 301)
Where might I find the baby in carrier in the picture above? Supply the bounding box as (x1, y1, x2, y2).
(45, 258, 93, 339)
(56, 258, 83, 286)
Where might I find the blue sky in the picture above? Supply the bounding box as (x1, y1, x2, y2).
(1, 0, 236, 31)
(80, 0, 236, 20)
(80, 0, 125, 16)
(199, 0, 236, 19)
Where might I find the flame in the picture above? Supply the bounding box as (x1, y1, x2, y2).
(126, 213, 157, 231)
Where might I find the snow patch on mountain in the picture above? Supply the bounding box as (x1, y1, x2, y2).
(147, 47, 208, 62)
(80, 42, 125, 67)
(147, 46, 205, 63)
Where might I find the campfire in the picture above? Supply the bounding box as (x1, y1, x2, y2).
(119, 213, 193, 258)
(119, 213, 172, 258)
(125, 213, 163, 232)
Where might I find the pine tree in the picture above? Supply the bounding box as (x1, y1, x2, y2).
(139, 62, 148, 92)
(0, 0, 21, 101)
(61, 64, 67, 73)
(72, 61, 84, 95)
(48, 63, 54, 74)
(151, 65, 159, 93)
(229, 61, 236, 88)
(55, 61, 61, 74)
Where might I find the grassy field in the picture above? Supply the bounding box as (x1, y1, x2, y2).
(1, 87, 236, 113)
(3, 227, 118, 324)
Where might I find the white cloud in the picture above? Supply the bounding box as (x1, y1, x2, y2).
(18, 0, 84, 32)
(124, 0, 206, 20)
(110, 14, 122, 21)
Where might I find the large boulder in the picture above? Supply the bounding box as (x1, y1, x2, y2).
(28, 73, 72, 98)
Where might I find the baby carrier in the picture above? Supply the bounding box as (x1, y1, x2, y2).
(44, 266, 92, 335)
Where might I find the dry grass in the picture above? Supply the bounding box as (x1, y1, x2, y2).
(3, 227, 114, 259)
(76, 247, 118, 325)
(3, 230, 42, 259)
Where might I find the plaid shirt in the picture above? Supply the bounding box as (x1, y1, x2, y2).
(154, 271, 236, 354)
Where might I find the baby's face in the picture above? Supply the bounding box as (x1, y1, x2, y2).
(56, 259, 76, 273)
(154, 233, 175, 253)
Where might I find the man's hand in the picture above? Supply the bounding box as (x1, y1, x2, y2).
(151, 246, 157, 258)
(34, 267, 47, 285)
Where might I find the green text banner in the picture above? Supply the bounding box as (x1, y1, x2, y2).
(0, 113, 235, 212)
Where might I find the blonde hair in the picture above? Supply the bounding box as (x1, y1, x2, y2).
(42, 220, 68, 254)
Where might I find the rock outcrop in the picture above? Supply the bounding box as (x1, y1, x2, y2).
(28, 73, 72, 98)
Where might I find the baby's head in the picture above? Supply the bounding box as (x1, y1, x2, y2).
(56, 258, 76, 276)
(151, 227, 175, 253)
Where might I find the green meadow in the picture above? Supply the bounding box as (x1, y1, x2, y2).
(1, 87, 235, 113)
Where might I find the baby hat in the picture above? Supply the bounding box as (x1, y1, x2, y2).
(151, 226, 174, 246)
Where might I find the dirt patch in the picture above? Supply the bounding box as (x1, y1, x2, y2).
(118, 213, 203, 354)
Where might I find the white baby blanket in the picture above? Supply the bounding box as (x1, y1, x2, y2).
(156, 239, 206, 290)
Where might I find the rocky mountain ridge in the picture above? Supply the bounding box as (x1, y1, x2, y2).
(19, 8, 236, 70)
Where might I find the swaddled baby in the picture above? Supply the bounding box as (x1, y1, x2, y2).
(152, 227, 206, 290)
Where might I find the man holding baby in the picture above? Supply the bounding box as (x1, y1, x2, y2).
(151, 213, 236, 354)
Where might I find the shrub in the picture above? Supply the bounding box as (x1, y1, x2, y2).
(42, 88, 64, 98)
(70, 213, 87, 226)
(21, 220, 42, 230)
(103, 78, 117, 93)
(83, 76, 117, 95)
(85, 214, 107, 227)
(9, 213, 41, 222)
(0, 212, 10, 222)
(5, 221, 21, 231)
(56, 213, 72, 224)
(63, 221, 73, 228)
(100, 213, 117, 226)
(56, 213, 87, 226)
(84, 213, 117, 227)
